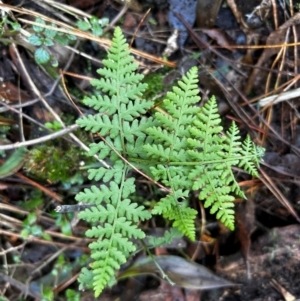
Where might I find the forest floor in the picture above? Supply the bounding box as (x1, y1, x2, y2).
(1, 0, 300, 300)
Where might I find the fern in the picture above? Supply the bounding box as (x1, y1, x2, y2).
(75, 27, 264, 296)
(75, 28, 152, 296)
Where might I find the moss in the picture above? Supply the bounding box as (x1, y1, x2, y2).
(24, 141, 90, 185)
(143, 68, 169, 99)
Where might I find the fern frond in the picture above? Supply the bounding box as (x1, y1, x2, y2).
(88, 160, 125, 182)
(239, 135, 260, 177)
(144, 68, 250, 235)
(75, 27, 155, 297)
(82, 94, 116, 114)
(77, 114, 119, 137)
(75, 184, 112, 205)
(87, 237, 131, 296)
(143, 67, 200, 184)
(78, 267, 94, 291)
(78, 166, 151, 296)
(172, 206, 197, 240)
(217, 122, 246, 198)
(143, 144, 172, 161)
(186, 98, 264, 229)
(76, 26, 153, 158)
(186, 97, 239, 229)
(119, 99, 151, 121)
(214, 199, 235, 229)
(146, 228, 183, 248)
(88, 141, 112, 159)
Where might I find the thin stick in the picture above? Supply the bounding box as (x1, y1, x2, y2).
(0, 124, 79, 150)
(54, 204, 93, 213)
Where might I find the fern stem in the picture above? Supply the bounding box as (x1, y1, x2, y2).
(129, 156, 258, 166)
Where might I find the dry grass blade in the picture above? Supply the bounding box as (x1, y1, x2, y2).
(259, 167, 300, 222)
(0, 3, 176, 68)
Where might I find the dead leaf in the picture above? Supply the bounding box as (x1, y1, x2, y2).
(118, 255, 237, 290)
(0, 81, 31, 103)
(201, 28, 234, 51)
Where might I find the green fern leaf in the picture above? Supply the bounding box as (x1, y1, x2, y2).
(77, 167, 151, 296)
(88, 160, 124, 182)
(82, 94, 117, 114)
(75, 184, 112, 205)
(88, 141, 111, 159)
(75, 28, 155, 296)
(143, 144, 171, 161)
(185, 97, 241, 229)
(239, 135, 260, 177)
(78, 267, 94, 290)
(146, 228, 183, 248)
(152, 192, 196, 240)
